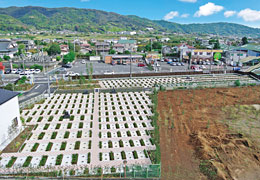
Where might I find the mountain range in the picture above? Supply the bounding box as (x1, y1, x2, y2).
(0, 6, 260, 37)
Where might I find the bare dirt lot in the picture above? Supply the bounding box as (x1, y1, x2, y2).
(157, 86, 260, 180)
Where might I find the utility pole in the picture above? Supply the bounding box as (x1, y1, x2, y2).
(47, 74, 51, 97)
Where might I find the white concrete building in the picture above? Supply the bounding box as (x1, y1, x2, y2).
(0, 89, 21, 150)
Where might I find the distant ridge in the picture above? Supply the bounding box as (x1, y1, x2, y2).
(0, 6, 259, 37)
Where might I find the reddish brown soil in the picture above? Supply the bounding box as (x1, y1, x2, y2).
(157, 86, 260, 180)
(1, 125, 34, 154)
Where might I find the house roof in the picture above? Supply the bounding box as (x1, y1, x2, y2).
(0, 89, 20, 106)
(0, 40, 17, 53)
(118, 40, 136, 44)
(177, 43, 195, 49)
(240, 44, 260, 52)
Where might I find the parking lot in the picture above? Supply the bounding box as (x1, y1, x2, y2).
(53, 59, 236, 76)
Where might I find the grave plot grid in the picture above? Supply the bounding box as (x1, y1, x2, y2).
(99, 74, 257, 89)
(0, 91, 156, 175)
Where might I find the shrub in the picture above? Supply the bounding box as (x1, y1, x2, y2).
(6, 157, 17, 168)
(23, 156, 32, 167)
(99, 153, 102, 161)
(55, 124, 61, 129)
(77, 131, 82, 138)
(99, 141, 102, 148)
(70, 115, 75, 121)
(107, 132, 111, 138)
(87, 152, 91, 163)
(31, 143, 39, 152)
(109, 151, 114, 161)
(133, 122, 138, 128)
(108, 141, 113, 148)
(235, 80, 241, 87)
(119, 140, 124, 147)
(51, 132, 58, 139)
(64, 131, 70, 138)
(142, 122, 147, 128)
(75, 141, 80, 150)
(80, 115, 84, 120)
(39, 156, 48, 166)
(121, 151, 126, 160)
(43, 123, 50, 130)
(67, 123, 72, 129)
(89, 130, 92, 137)
(56, 154, 63, 165)
(140, 139, 145, 146)
(88, 141, 92, 149)
(69, 169, 75, 176)
(46, 142, 53, 151)
(60, 142, 67, 150)
(136, 130, 141, 136)
(27, 117, 32, 122)
(48, 116, 54, 122)
(79, 122, 83, 128)
(144, 150, 148, 158)
(37, 117, 43, 122)
(38, 132, 45, 140)
(133, 151, 138, 159)
(129, 140, 134, 147)
(117, 131, 121, 137)
(124, 123, 129, 128)
(127, 131, 131, 137)
(71, 154, 78, 165)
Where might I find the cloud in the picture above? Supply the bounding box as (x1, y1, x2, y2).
(224, 11, 236, 18)
(163, 11, 179, 21)
(194, 2, 224, 17)
(179, 0, 197, 3)
(181, 14, 190, 18)
(238, 8, 260, 22)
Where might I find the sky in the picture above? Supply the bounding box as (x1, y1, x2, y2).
(1, 0, 260, 28)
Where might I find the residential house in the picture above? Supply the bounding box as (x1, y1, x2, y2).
(0, 89, 22, 150)
(118, 40, 137, 52)
(236, 44, 260, 57)
(191, 49, 223, 63)
(60, 44, 69, 56)
(0, 39, 18, 58)
(113, 44, 124, 54)
(160, 38, 170, 42)
(17, 40, 35, 50)
(176, 43, 195, 61)
(80, 44, 92, 54)
(96, 42, 110, 55)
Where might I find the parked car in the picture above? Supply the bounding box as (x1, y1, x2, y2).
(138, 63, 146, 67)
(62, 64, 72, 68)
(171, 62, 177, 66)
(29, 69, 35, 74)
(164, 58, 169, 62)
(35, 69, 41, 74)
(233, 67, 241, 71)
(191, 65, 197, 70)
(200, 65, 206, 69)
(4, 69, 11, 74)
(11, 69, 17, 74)
(181, 62, 185, 66)
(177, 62, 181, 66)
(81, 60, 86, 64)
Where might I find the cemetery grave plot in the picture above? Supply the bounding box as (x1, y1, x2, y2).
(99, 74, 257, 89)
(0, 91, 156, 175)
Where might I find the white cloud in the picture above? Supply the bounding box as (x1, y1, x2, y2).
(224, 11, 236, 18)
(194, 2, 224, 17)
(238, 8, 260, 22)
(179, 0, 197, 3)
(181, 14, 190, 18)
(163, 11, 179, 21)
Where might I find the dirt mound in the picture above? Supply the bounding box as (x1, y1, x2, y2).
(157, 86, 260, 180)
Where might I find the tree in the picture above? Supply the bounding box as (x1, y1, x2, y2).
(18, 44, 25, 55)
(56, 56, 61, 61)
(109, 49, 116, 54)
(152, 41, 162, 50)
(242, 37, 248, 45)
(213, 40, 220, 50)
(63, 51, 75, 64)
(47, 43, 61, 56)
(3, 55, 10, 61)
(124, 50, 131, 55)
(0, 57, 3, 62)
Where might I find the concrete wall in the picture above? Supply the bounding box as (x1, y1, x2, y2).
(0, 96, 21, 146)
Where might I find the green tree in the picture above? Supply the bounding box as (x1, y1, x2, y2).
(152, 41, 162, 50)
(109, 49, 116, 54)
(56, 56, 61, 61)
(3, 55, 10, 61)
(242, 37, 248, 45)
(47, 43, 61, 56)
(213, 40, 220, 49)
(18, 44, 25, 55)
(0, 57, 3, 62)
(124, 50, 131, 55)
(63, 51, 75, 64)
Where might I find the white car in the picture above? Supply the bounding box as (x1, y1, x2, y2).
(104, 71, 115, 75)
(24, 69, 30, 74)
(29, 69, 35, 74)
(81, 60, 86, 64)
(11, 69, 17, 74)
(35, 69, 41, 74)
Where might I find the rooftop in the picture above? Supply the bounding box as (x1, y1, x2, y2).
(0, 89, 20, 106)
(240, 44, 260, 52)
(118, 40, 137, 44)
